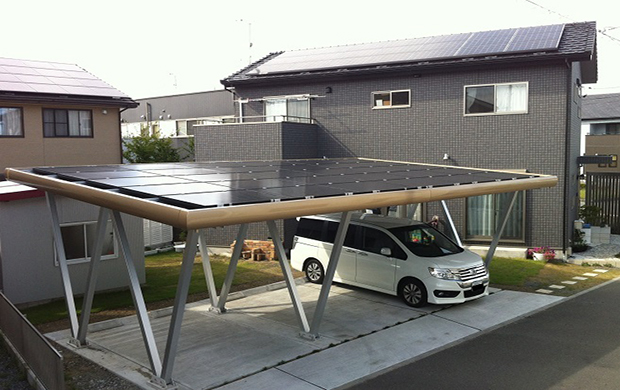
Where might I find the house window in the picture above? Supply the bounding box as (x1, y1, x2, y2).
(372, 90, 410, 109)
(264, 97, 311, 123)
(0, 107, 23, 137)
(466, 191, 525, 242)
(464, 82, 528, 115)
(57, 220, 117, 264)
(605, 123, 620, 135)
(43, 108, 93, 137)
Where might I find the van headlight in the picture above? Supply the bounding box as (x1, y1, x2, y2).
(429, 267, 460, 281)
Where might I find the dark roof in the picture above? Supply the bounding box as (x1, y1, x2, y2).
(121, 90, 234, 123)
(582, 93, 620, 120)
(0, 57, 138, 108)
(6, 158, 556, 229)
(222, 22, 597, 86)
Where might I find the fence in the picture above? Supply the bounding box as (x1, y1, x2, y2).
(586, 172, 620, 234)
(0, 292, 65, 390)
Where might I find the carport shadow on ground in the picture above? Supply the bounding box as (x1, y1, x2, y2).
(46, 282, 562, 390)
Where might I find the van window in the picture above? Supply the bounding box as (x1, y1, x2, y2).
(360, 227, 406, 260)
(297, 218, 324, 241)
(326, 221, 357, 247)
(389, 225, 463, 257)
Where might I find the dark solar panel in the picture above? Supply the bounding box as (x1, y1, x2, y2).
(21, 159, 538, 210)
(251, 24, 564, 75)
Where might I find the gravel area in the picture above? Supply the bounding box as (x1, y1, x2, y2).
(571, 234, 620, 262)
(0, 339, 32, 390)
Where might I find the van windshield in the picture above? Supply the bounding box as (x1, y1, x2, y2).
(388, 224, 463, 257)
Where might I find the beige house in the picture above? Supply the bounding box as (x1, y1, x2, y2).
(0, 57, 138, 174)
(0, 57, 144, 305)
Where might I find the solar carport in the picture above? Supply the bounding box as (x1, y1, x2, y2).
(5, 158, 556, 387)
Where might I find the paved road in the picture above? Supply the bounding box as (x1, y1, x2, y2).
(348, 279, 620, 390)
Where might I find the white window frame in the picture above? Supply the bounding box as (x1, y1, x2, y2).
(371, 90, 411, 109)
(263, 94, 311, 123)
(54, 220, 118, 265)
(463, 82, 528, 116)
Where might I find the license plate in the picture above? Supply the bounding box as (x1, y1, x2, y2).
(472, 279, 483, 286)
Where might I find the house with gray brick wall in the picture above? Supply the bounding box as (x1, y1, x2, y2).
(195, 22, 597, 255)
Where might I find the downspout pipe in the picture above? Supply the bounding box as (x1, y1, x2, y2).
(562, 60, 572, 258)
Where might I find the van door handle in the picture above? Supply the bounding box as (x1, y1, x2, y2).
(345, 248, 356, 253)
(358, 252, 368, 256)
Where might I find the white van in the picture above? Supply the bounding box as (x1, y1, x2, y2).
(290, 213, 489, 307)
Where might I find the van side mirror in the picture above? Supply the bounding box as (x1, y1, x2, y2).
(380, 247, 392, 256)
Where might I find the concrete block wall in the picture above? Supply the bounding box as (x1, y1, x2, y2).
(231, 63, 575, 249)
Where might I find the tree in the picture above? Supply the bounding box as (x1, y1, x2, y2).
(123, 134, 181, 163)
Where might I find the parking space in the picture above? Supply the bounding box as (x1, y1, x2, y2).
(46, 282, 562, 390)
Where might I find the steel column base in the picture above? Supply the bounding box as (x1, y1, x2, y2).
(299, 332, 318, 341)
(68, 338, 87, 348)
(150, 376, 178, 390)
(208, 306, 226, 314)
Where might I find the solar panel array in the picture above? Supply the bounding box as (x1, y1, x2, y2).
(250, 24, 564, 76)
(30, 159, 538, 210)
(0, 57, 130, 98)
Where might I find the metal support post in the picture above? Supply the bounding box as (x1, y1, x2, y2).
(267, 220, 310, 333)
(440, 200, 462, 247)
(197, 230, 219, 308)
(76, 207, 110, 345)
(216, 224, 248, 312)
(111, 210, 162, 376)
(46, 193, 79, 339)
(160, 230, 199, 384)
(485, 191, 519, 268)
(309, 211, 352, 338)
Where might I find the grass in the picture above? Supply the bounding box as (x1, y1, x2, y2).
(489, 257, 620, 296)
(22, 252, 298, 326)
(22, 252, 620, 328)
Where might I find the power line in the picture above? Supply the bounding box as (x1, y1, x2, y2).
(523, 0, 620, 46)
(523, 0, 576, 22)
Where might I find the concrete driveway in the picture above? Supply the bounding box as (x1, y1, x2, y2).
(46, 281, 562, 389)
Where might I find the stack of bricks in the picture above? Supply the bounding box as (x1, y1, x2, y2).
(230, 240, 277, 261)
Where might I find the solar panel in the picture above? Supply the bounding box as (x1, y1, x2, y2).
(456, 29, 517, 56)
(0, 57, 131, 99)
(251, 24, 564, 76)
(6, 158, 557, 229)
(505, 24, 565, 52)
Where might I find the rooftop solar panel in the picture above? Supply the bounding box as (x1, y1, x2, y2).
(5, 158, 556, 229)
(250, 24, 564, 76)
(0, 57, 131, 99)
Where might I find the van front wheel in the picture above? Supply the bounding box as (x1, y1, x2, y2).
(399, 278, 427, 307)
(304, 259, 324, 284)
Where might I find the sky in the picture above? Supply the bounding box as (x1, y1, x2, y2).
(2, 0, 620, 99)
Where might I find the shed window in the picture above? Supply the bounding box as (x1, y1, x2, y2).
(57, 220, 117, 264)
(372, 90, 410, 109)
(465, 82, 528, 115)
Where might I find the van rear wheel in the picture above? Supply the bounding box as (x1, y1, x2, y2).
(399, 279, 427, 307)
(304, 259, 324, 284)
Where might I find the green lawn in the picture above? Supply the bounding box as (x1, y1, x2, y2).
(22, 253, 620, 327)
(22, 252, 294, 325)
(488, 257, 545, 286)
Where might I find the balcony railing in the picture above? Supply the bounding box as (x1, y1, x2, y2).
(195, 115, 316, 125)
